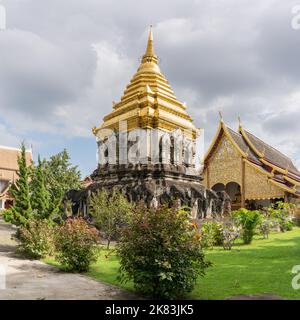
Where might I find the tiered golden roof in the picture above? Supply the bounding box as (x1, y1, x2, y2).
(93, 27, 198, 139)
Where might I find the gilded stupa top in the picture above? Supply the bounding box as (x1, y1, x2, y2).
(93, 27, 198, 139)
(140, 26, 158, 65)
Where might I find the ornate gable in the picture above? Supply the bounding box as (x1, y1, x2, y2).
(207, 134, 242, 188)
(244, 162, 284, 200)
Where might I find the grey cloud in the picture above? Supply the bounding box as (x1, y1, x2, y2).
(264, 111, 300, 135)
(0, 29, 97, 128)
(0, 0, 299, 167)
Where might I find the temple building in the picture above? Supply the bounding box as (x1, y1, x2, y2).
(0, 146, 32, 210)
(203, 118, 300, 210)
(67, 28, 227, 218)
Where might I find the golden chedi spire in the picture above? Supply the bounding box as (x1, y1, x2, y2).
(120, 27, 177, 102)
(141, 26, 158, 64)
(94, 27, 198, 139)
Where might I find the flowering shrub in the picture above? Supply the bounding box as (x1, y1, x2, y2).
(257, 212, 282, 239)
(117, 205, 211, 299)
(221, 222, 240, 250)
(257, 217, 273, 239)
(200, 219, 241, 250)
(54, 218, 99, 272)
(16, 219, 55, 259)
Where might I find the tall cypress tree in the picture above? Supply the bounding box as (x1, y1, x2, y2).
(31, 155, 50, 219)
(10, 143, 32, 227)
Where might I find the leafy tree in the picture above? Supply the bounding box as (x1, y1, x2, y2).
(89, 188, 132, 249)
(117, 205, 211, 299)
(30, 155, 51, 219)
(43, 149, 81, 217)
(10, 143, 32, 227)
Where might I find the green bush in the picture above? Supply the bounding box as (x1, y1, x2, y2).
(268, 202, 294, 232)
(2, 209, 13, 223)
(117, 205, 211, 299)
(233, 208, 262, 244)
(54, 218, 99, 272)
(200, 221, 223, 249)
(16, 219, 55, 259)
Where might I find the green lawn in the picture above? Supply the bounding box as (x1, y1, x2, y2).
(45, 228, 300, 300)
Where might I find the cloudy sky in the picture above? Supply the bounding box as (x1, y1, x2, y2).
(1, 0, 300, 177)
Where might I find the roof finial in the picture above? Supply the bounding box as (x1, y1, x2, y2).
(218, 110, 224, 122)
(149, 24, 153, 40)
(142, 25, 158, 63)
(238, 115, 242, 128)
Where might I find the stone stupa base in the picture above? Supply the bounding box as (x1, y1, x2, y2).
(66, 164, 230, 219)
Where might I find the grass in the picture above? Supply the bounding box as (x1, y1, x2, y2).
(191, 228, 300, 300)
(44, 228, 300, 300)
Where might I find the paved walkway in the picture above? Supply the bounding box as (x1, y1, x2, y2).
(0, 217, 138, 300)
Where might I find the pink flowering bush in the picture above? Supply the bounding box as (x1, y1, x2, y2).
(54, 218, 99, 272)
